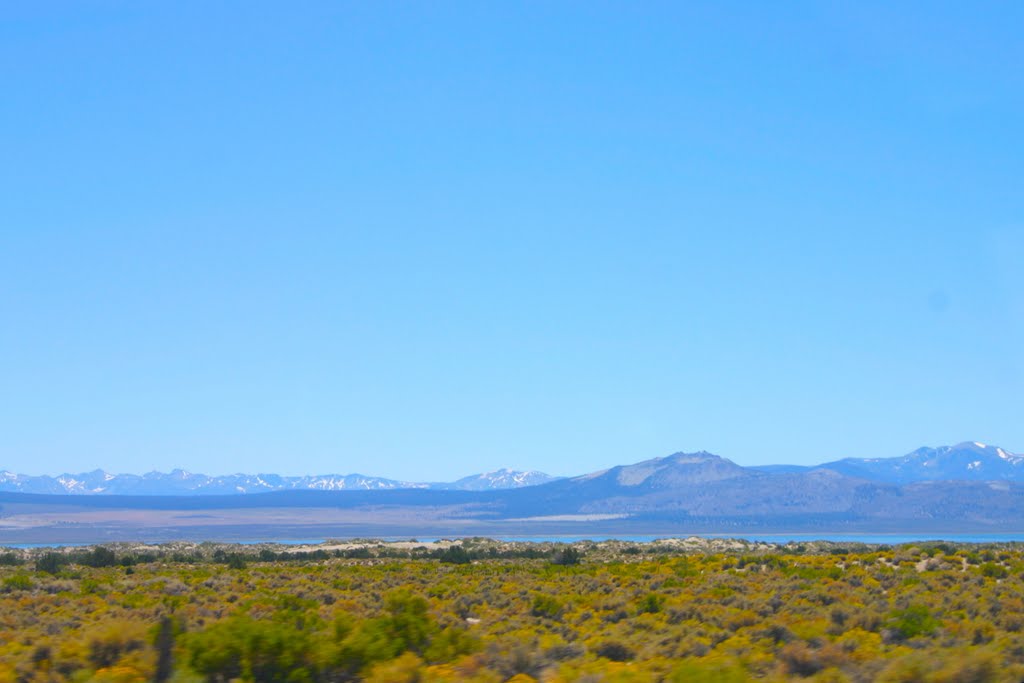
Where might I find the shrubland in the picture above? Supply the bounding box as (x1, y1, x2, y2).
(0, 538, 1022, 682)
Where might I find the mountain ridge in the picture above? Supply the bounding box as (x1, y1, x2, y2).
(4, 445, 1024, 543)
(816, 442, 1024, 484)
(0, 467, 558, 496)
(3, 441, 1021, 497)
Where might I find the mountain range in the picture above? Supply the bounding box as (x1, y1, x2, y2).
(3, 442, 1024, 542)
(3, 441, 1019, 496)
(0, 467, 557, 496)
(491, 446, 1024, 524)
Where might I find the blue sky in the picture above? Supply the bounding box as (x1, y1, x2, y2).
(1, 3, 1022, 480)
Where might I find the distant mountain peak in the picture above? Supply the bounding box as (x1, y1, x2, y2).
(951, 441, 1020, 462)
(608, 450, 748, 488)
(664, 450, 731, 463)
(447, 469, 558, 491)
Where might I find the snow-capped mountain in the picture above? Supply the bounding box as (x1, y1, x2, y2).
(440, 468, 558, 491)
(818, 442, 1024, 484)
(0, 467, 556, 495)
(0, 469, 121, 495)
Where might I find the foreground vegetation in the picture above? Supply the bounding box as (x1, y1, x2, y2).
(1, 538, 1023, 682)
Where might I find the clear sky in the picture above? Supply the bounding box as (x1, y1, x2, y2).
(1, 3, 1022, 480)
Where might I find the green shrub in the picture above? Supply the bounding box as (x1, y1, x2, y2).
(531, 593, 563, 619)
(637, 592, 664, 614)
(3, 573, 32, 591)
(36, 552, 67, 574)
(980, 562, 1008, 579)
(81, 546, 118, 568)
(551, 546, 581, 566)
(595, 641, 634, 662)
(0, 552, 22, 566)
(185, 616, 316, 683)
(438, 545, 471, 564)
(888, 605, 938, 641)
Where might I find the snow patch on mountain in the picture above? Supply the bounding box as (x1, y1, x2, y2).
(444, 468, 558, 491)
